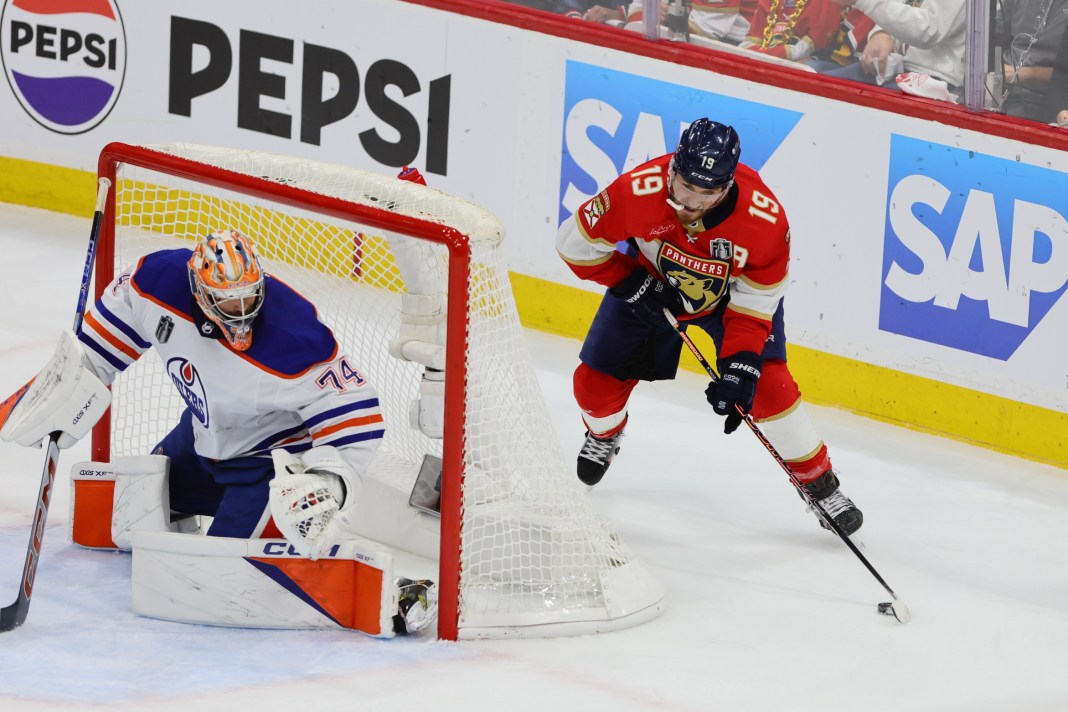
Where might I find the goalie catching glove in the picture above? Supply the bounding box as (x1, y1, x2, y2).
(0, 329, 111, 449)
(269, 446, 362, 560)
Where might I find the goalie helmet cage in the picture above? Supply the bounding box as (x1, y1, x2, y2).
(92, 142, 665, 640)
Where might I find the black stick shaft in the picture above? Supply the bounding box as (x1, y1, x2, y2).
(662, 308, 903, 602)
(0, 177, 111, 632)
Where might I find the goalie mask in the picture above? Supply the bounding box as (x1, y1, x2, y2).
(188, 230, 265, 351)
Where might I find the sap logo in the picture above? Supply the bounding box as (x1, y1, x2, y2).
(166, 356, 209, 427)
(0, 0, 126, 134)
(168, 17, 451, 174)
(558, 61, 802, 224)
(879, 136, 1068, 360)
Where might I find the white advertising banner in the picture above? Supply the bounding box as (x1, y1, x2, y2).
(1, 0, 1066, 418)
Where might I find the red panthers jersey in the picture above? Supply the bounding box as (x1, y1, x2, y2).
(557, 154, 791, 357)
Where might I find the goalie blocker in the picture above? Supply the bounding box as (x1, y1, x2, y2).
(0, 330, 111, 450)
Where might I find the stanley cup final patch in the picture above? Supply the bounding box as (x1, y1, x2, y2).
(155, 316, 174, 343)
(710, 238, 733, 262)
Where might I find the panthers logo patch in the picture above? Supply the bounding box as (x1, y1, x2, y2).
(658, 242, 732, 313)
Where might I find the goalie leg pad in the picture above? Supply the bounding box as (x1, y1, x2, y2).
(131, 530, 399, 636)
(347, 475, 441, 561)
(70, 455, 198, 551)
(112, 455, 176, 550)
(70, 461, 118, 549)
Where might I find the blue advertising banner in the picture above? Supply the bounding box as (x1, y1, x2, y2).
(880, 135, 1068, 360)
(558, 60, 803, 224)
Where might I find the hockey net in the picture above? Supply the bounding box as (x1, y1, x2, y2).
(93, 143, 665, 639)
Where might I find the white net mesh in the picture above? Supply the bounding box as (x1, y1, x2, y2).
(101, 144, 664, 638)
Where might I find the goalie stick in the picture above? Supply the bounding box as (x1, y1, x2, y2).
(0, 177, 111, 633)
(662, 308, 911, 624)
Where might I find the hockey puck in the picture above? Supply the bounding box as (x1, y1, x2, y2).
(877, 599, 912, 624)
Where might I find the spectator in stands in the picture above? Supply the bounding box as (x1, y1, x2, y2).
(660, 0, 751, 43)
(737, 0, 875, 68)
(589, 1, 750, 44)
(806, 6, 878, 71)
(579, 1, 628, 23)
(509, 0, 753, 46)
(1042, 9, 1068, 121)
(825, 0, 966, 100)
(507, 0, 628, 21)
(995, 0, 1068, 121)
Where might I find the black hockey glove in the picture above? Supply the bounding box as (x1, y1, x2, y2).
(705, 351, 762, 435)
(609, 268, 683, 327)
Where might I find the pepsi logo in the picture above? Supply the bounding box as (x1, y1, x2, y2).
(1, 0, 126, 134)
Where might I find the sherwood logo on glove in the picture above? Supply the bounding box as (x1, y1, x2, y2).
(879, 135, 1068, 360)
(727, 362, 761, 378)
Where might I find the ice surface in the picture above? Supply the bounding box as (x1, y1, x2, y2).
(2, 204, 1067, 711)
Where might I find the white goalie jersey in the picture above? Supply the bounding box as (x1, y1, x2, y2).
(77, 248, 386, 470)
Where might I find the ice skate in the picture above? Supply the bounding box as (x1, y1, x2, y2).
(801, 469, 863, 536)
(577, 428, 624, 486)
(393, 578, 438, 635)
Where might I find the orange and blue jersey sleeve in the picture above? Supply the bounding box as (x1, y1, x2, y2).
(77, 269, 152, 384)
(291, 356, 386, 473)
(302, 389, 385, 451)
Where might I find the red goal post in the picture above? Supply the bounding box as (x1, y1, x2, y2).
(93, 143, 665, 639)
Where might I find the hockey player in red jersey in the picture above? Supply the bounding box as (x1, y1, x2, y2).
(555, 118, 862, 535)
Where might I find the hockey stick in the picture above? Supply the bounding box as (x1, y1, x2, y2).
(662, 308, 911, 624)
(0, 177, 111, 632)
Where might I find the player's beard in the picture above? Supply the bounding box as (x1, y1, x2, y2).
(674, 205, 704, 223)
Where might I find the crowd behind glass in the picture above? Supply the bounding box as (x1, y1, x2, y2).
(506, 0, 1068, 128)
